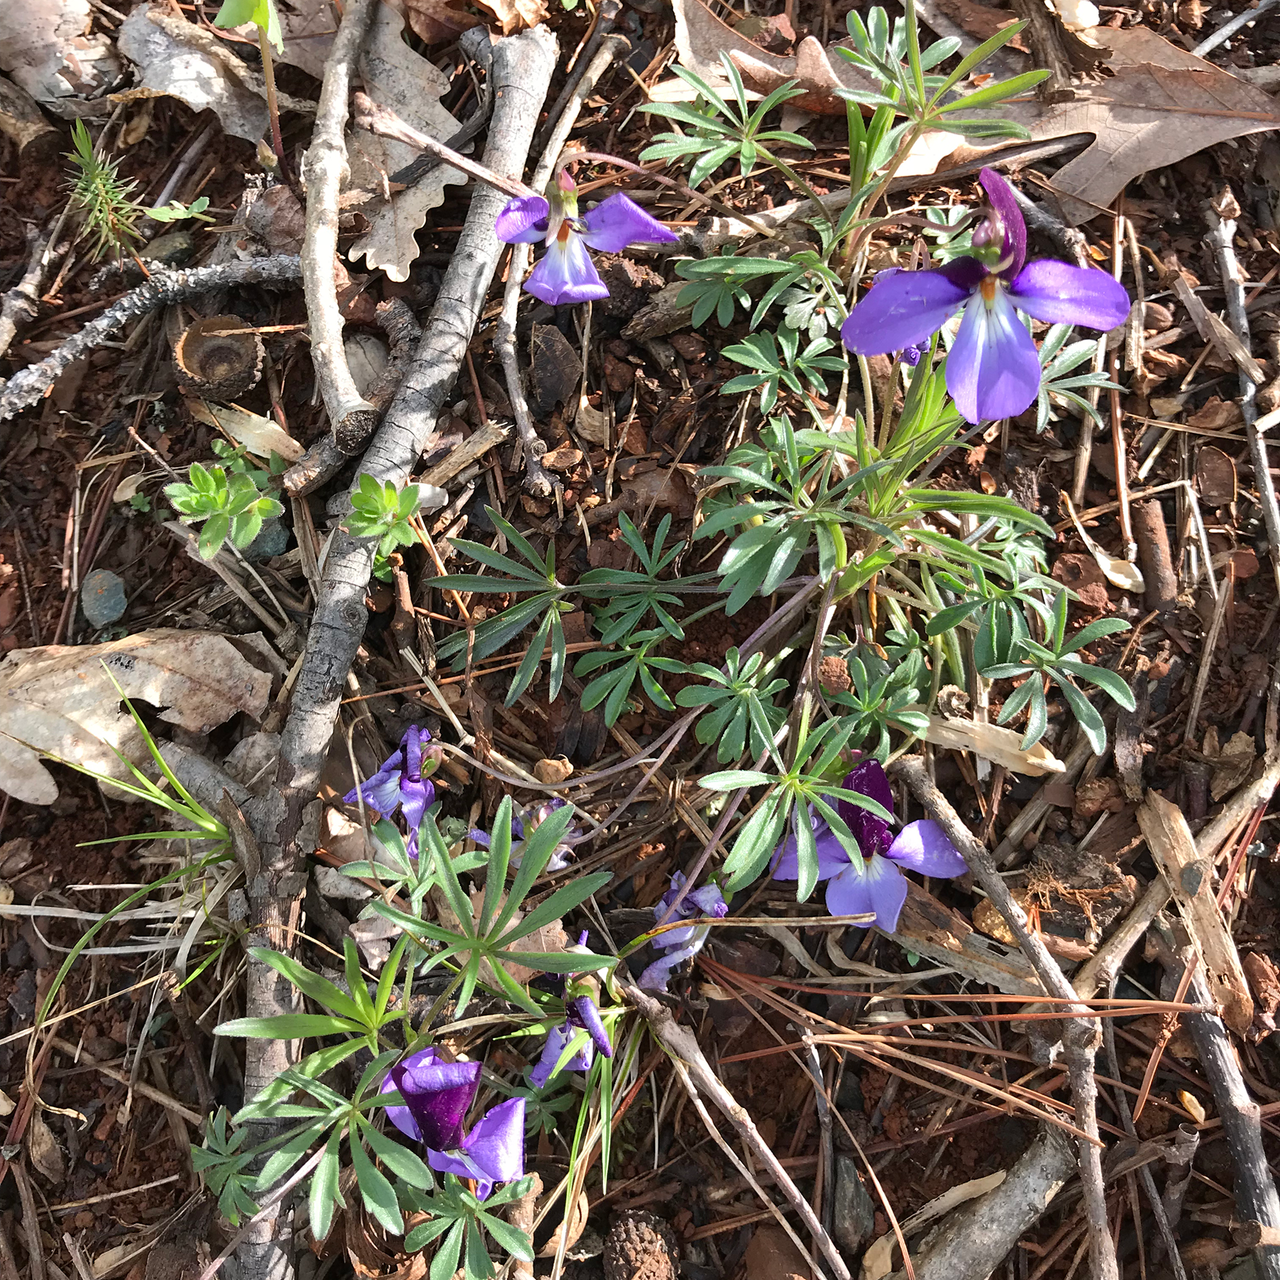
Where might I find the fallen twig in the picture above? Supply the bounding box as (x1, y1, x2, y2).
(1206, 190, 1280, 596)
(624, 982, 851, 1280)
(253, 25, 558, 953)
(0, 257, 302, 422)
(0, 227, 50, 364)
(300, 0, 380, 454)
(1155, 920, 1280, 1279)
(892, 755, 1119, 1280)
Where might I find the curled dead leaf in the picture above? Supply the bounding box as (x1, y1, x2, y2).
(923, 715, 1066, 776)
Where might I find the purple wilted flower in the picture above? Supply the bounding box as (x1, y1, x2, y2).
(840, 168, 1130, 424)
(495, 170, 679, 306)
(637, 872, 728, 993)
(528, 932, 613, 1088)
(470, 799, 576, 873)
(344, 726, 440, 858)
(771, 760, 967, 932)
(381, 1048, 524, 1200)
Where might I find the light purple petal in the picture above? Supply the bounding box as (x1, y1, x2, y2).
(687, 885, 729, 919)
(529, 1023, 590, 1088)
(637, 949, 687, 993)
(343, 753, 402, 815)
(579, 193, 680, 252)
(946, 287, 1042, 424)
(461, 1097, 526, 1197)
(469, 829, 491, 848)
(388, 1051, 481, 1152)
(1007, 260, 1132, 332)
(495, 195, 551, 244)
(837, 760, 894, 857)
(569, 995, 613, 1059)
(840, 261, 982, 357)
(886, 820, 968, 878)
(978, 168, 1026, 280)
(525, 233, 610, 305)
(825, 855, 908, 931)
(771, 816, 849, 882)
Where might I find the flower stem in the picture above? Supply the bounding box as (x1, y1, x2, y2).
(259, 28, 287, 175)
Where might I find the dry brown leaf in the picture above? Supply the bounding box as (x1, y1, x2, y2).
(1138, 791, 1253, 1035)
(620, 465, 697, 520)
(0, 0, 121, 105)
(669, 0, 876, 115)
(273, 0, 338, 81)
(473, 0, 547, 35)
(27, 1111, 65, 1183)
(982, 27, 1280, 224)
(346, 2, 466, 281)
(402, 0, 483, 44)
(185, 397, 305, 463)
(0, 630, 272, 806)
(923, 715, 1065, 776)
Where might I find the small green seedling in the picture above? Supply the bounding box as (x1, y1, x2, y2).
(345, 475, 425, 581)
(165, 462, 285, 560)
(213, 0, 286, 169)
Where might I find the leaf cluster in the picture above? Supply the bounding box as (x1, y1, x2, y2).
(165, 461, 284, 560)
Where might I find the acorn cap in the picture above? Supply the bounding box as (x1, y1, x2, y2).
(174, 316, 264, 401)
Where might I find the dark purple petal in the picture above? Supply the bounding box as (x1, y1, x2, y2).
(837, 760, 895, 859)
(900, 343, 923, 366)
(825, 855, 908, 931)
(946, 288, 1042, 424)
(524, 233, 609, 305)
(978, 168, 1026, 280)
(388, 1051, 481, 1152)
(399, 778, 434, 836)
(886, 820, 969, 877)
(495, 195, 551, 244)
(841, 263, 979, 357)
(404, 727, 422, 781)
(579, 193, 680, 252)
(1007, 260, 1132, 332)
(569, 995, 613, 1059)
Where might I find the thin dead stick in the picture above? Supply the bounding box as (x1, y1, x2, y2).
(0, 257, 302, 421)
(1101, 977, 1188, 1280)
(892, 756, 1119, 1280)
(1155, 922, 1280, 1279)
(1206, 192, 1280, 596)
(624, 982, 851, 1280)
(1184, 569, 1231, 745)
(253, 25, 558, 961)
(352, 92, 534, 201)
(497, 37, 625, 496)
(0, 227, 49, 363)
(301, 0, 380, 452)
(12, 1162, 45, 1280)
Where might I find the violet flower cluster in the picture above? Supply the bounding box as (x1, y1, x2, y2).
(469, 798, 576, 874)
(840, 168, 1131, 424)
(381, 1047, 524, 1201)
(344, 726, 441, 858)
(528, 935, 613, 1089)
(772, 760, 967, 932)
(495, 170, 679, 306)
(638, 872, 728, 993)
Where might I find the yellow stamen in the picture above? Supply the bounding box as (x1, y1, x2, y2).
(979, 276, 998, 305)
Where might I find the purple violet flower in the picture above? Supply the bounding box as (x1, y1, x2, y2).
(381, 1048, 525, 1200)
(529, 993, 613, 1089)
(495, 170, 679, 306)
(771, 759, 967, 933)
(469, 799, 576, 873)
(528, 931, 613, 1089)
(840, 168, 1131, 425)
(344, 726, 439, 858)
(637, 872, 728, 994)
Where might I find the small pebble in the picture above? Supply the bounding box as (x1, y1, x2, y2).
(244, 518, 291, 561)
(80, 570, 127, 627)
